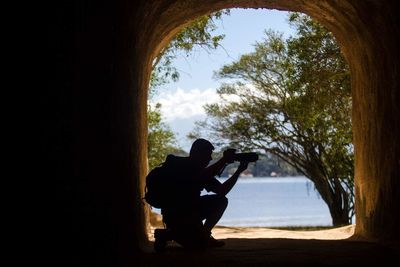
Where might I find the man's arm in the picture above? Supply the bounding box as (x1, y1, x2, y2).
(202, 149, 236, 178)
(213, 162, 248, 196)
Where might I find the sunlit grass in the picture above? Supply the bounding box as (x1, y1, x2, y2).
(268, 226, 335, 231)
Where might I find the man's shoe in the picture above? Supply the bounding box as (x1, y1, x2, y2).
(154, 229, 171, 252)
(207, 235, 225, 248)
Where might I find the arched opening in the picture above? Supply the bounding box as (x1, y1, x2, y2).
(140, 1, 395, 247)
(146, 8, 354, 237)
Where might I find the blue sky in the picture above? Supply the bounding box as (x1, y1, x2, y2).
(151, 8, 295, 151)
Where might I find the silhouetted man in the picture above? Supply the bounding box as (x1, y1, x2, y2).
(155, 138, 248, 249)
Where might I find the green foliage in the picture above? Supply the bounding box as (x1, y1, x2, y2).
(193, 13, 354, 226)
(147, 103, 182, 170)
(149, 10, 229, 96)
(148, 11, 229, 169)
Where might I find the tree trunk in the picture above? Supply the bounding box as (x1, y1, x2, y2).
(307, 170, 352, 226)
(328, 202, 351, 226)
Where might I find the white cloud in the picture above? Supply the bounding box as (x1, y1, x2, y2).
(151, 88, 221, 121)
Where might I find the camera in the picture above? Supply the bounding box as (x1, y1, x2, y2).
(233, 152, 259, 162)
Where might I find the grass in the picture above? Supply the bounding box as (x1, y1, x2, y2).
(267, 226, 336, 231)
(214, 225, 339, 231)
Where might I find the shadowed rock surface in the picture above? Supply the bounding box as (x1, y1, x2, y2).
(143, 238, 399, 266)
(144, 225, 399, 266)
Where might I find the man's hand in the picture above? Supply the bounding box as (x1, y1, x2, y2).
(223, 148, 236, 163)
(237, 161, 249, 173)
(218, 160, 249, 196)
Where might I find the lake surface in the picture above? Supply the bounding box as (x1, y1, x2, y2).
(216, 176, 332, 227)
(153, 176, 333, 227)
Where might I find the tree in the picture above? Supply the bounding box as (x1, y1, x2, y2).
(193, 13, 354, 226)
(148, 11, 229, 168)
(150, 10, 229, 92)
(147, 103, 182, 170)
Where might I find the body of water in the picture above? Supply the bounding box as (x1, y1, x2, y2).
(216, 176, 332, 227)
(153, 176, 333, 227)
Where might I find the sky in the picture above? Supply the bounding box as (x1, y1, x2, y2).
(151, 8, 295, 151)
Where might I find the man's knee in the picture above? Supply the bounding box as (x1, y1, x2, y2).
(200, 194, 228, 214)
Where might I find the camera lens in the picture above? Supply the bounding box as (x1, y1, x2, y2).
(234, 152, 258, 162)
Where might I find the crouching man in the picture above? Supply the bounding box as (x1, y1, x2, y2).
(154, 138, 248, 250)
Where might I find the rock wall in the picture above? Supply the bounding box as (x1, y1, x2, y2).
(49, 0, 399, 265)
(141, 0, 400, 244)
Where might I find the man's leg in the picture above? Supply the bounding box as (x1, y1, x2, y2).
(162, 208, 208, 249)
(199, 194, 228, 233)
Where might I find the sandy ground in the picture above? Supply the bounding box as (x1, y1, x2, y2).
(149, 224, 355, 241)
(149, 211, 355, 241)
(212, 224, 355, 240)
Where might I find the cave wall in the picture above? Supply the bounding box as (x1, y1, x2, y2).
(337, 1, 400, 242)
(50, 1, 150, 265)
(49, 0, 399, 265)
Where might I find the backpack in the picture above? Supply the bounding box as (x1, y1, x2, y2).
(144, 164, 171, 208)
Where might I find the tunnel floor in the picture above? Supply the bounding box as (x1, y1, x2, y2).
(143, 238, 399, 266)
(142, 226, 399, 266)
